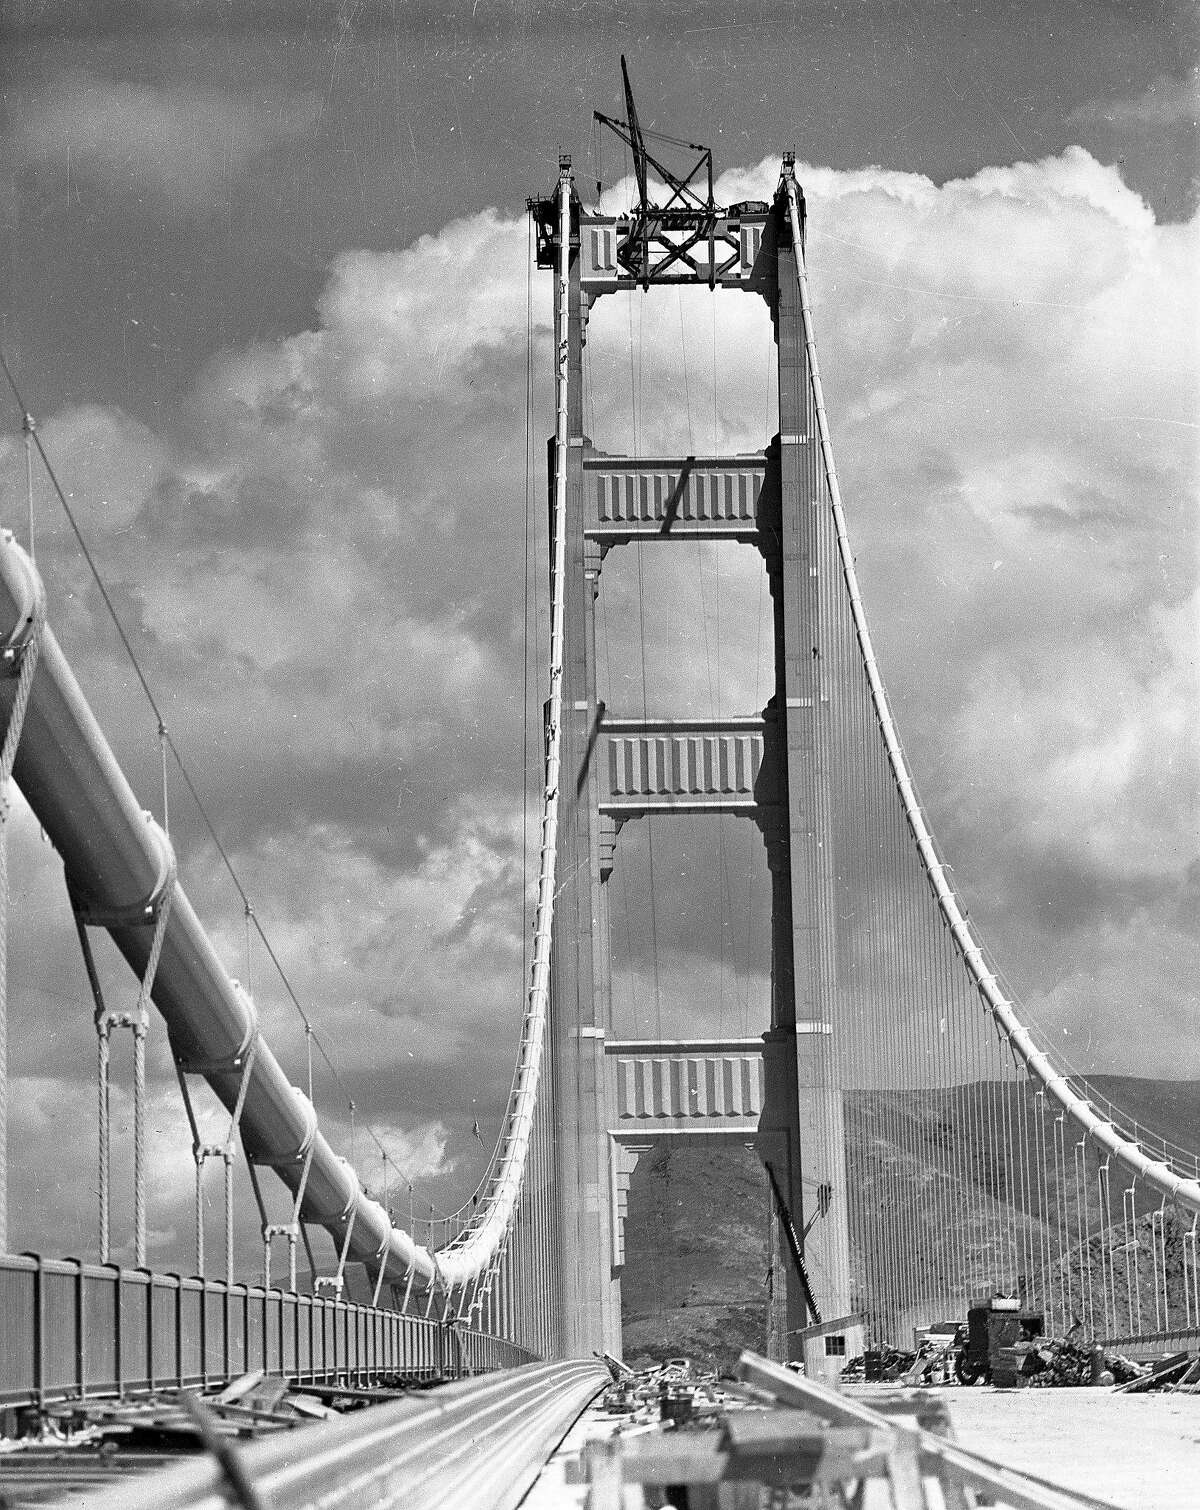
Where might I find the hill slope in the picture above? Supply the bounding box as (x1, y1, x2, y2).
(620, 1078, 1200, 1363)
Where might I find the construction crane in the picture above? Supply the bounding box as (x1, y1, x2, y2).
(592, 57, 719, 287)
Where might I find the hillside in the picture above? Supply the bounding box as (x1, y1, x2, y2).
(620, 1078, 1200, 1365)
(621, 1142, 769, 1371)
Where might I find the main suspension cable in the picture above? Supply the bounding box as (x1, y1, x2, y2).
(778, 163, 1200, 1218)
(0, 350, 448, 1213)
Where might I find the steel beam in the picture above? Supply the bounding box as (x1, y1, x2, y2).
(584, 450, 772, 545)
(606, 1037, 766, 1134)
(600, 715, 780, 818)
(573, 207, 770, 294)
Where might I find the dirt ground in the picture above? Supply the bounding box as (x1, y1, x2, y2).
(940, 1386, 1200, 1510)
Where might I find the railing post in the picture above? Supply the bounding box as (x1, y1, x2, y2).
(71, 1256, 87, 1402)
(30, 1252, 45, 1410)
(173, 1271, 184, 1390)
(144, 1267, 155, 1395)
(111, 1262, 123, 1401)
(198, 1271, 208, 1391)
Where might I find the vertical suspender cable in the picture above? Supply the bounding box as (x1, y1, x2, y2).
(133, 868, 175, 1266)
(997, 1035, 1021, 1293)
(158, 719, 169, 837)
(1155, 1201, 1170, 1332)
(1032, 1091, 1052, 1329)
(779, 163, 1200, 1222)
(1080, 1141, 1098, 1334)
(22, 414, 35, 561)
(1122, 1184, 1139, 1333)
(1007, 1048, 1027, 1296)
(1099, 1159, 1117, 1335)
(1054, 1115, 1073, 1323)
(0, 570, 44, 1256)
(0, 435, 43, 1257)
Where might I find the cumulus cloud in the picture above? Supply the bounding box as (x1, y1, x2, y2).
(10, 69, 320, 211)
(1, 145, 1196, 1267)
(1067, 71, 1199, 221)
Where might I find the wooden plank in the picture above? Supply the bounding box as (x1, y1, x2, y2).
(1115, 1352, 1190, 1393)
(214, 1369, 265, 1404)
(243, 1375, 289, 1411)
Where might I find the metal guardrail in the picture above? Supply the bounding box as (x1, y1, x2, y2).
(1095, 1326, 1200, 1356)
(74, 1359, 608, 1510)
(0, 1252, 533, 1411)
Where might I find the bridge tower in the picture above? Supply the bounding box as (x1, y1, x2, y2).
(534, 133, 857, 1364)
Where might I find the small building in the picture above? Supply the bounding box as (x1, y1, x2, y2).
(795, 1313, 865, 1384)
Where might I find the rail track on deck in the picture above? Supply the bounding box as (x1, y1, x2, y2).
(0, 1361, 608, 1510)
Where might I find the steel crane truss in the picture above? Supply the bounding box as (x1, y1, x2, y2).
(562, 51, 765, 292)
(532, 196, 771, 294)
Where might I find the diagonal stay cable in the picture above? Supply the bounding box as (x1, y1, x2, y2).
(0, 350, 450, 1208)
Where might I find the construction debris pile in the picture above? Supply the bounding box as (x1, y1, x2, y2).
(569, 1349, 1120, 1508)
(836, 1295, 1200, 1392)
(602, 1355, 742, 1417)
(842, 1337, 1199, 1391)
(40, 1369, 341, 1444)
(842, 1347, 917, 1384)
(1110, 1351, 1200, 1393)
(1020, 1339, 1140, 1387)
(576, 1353, 893, 1503)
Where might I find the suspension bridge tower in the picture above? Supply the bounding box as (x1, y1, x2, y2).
(533, 76, 858, 1366)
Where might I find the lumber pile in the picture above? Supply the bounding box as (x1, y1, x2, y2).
(1114, 1351, 1200, 1393)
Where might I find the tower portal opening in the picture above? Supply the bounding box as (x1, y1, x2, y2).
(621, 1139, 771, 1373)
(608, 814, 771, 1044)
(596, 539, 774, 722)
(583, 286, 777, 458)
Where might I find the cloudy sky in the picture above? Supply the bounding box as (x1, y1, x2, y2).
(0, 1, 1196, 1272)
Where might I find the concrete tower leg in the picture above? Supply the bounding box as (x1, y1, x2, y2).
(751, 806, 806, 1360)
(772, 191, 856, 1361)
